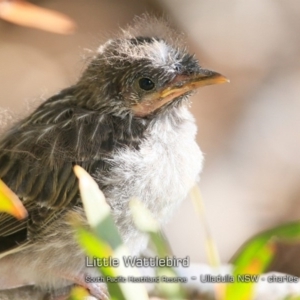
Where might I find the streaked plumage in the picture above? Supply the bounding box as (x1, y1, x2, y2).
(0, 16, 227, 299)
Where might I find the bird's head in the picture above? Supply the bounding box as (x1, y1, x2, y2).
(77, 17, 228, 118)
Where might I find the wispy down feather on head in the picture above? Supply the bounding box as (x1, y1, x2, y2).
(97, 15, 187, 65)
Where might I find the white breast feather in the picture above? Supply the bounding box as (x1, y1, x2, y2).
(99, 106, 203, 253)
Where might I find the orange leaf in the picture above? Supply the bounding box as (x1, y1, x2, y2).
(0, 0, 76, 34)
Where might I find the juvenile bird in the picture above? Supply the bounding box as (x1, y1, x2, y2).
(0, 16, 227, 299)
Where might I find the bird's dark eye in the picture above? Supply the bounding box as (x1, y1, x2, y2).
(138, 78, 155, 91)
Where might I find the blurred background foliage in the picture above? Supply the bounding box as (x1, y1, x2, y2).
(1, 0, 300, 290)
(1, 165, 300, 299)
(71, 166, 300, 300)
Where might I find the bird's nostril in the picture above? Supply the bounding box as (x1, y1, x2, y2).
(174, 64, 182, 72)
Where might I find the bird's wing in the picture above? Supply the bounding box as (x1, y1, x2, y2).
(0, 89, 116, 254)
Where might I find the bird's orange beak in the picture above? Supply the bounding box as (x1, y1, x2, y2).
(132, 69, 229, 117)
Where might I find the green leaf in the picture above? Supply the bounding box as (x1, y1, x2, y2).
(130, 199, 186, 300)
(226, 240, 275, 300)
(284, 296, 300, 300)
(73, 166, 149, 300)
(231, 222, 300, 267)
(76, 226, 125, 300)
(225, 221, 300, 300)
(0, 179, 27, 219)
(67, 286, 89, 300)
(74, 165, 123, 250)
